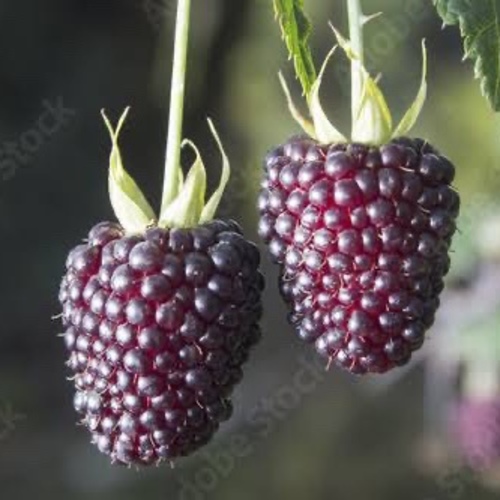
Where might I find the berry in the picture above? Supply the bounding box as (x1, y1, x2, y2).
(258, 137, 459, 375)
(453, 397, 500, 470)
(60, 220, 264, 465)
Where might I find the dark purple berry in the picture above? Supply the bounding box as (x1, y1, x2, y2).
(60, 221, 264, 465)
(259, 137, 458, 375)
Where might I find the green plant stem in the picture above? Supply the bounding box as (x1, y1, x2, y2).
(161, 0, 192, 213)
(347, 0, 365, 127)
(464, 360, 500, 400)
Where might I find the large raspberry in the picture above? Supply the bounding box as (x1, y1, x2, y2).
(258, 136, 459, 375)
(453, 398, 500, 470)
(59, 220, 264, 465)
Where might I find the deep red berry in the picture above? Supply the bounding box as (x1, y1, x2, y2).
(60, 220, 264, 465)
(259, 136, 459, 375)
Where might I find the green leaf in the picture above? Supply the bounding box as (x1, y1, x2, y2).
(434, 0, 500, 111)
(102, 108, 156, 234)
(273, 0, 317, 96)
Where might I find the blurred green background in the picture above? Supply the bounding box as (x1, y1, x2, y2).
(1, 1, 500, 499)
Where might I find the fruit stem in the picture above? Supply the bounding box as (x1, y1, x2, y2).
(463, 360, 500, 401)
(347, 0, 365, 128)
(161, 0, 192, 213)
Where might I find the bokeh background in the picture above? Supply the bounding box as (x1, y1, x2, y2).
(1, 0, 500, 499)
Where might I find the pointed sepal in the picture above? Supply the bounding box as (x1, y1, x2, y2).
(393, 40, 428, 137)
(200, 119, 231, 223)
(278, 72, 317, 139)
(158, 120, 231, 228)
(352, 69, 393, 144)
(277, 18, 428, 147)
(158, 140, 207, 228)
(102, 108, 156, 234)
(308, 47, 347, 143)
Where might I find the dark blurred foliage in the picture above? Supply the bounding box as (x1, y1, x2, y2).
(0, 1, 500, 500)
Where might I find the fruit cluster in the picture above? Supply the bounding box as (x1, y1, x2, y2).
(57, 0, 465, 465)
(258, 136, 459, 374)
(60, 220, 264, 465)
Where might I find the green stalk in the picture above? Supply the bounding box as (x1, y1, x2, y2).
(161, 0, 192, 213)
(464, 360, 500, 401)
(347, 0, 365, 127)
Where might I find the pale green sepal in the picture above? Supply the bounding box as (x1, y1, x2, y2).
(352, 69, 393, 144)
(199, 119, 231, 224)
(102, 108, 156, 234)
(177, 166, 184, 193)
(308, 47, 347, 143)
(393, 40, 428, 137)
(278, 72, 317, 139)
(158, 140, 207, 229)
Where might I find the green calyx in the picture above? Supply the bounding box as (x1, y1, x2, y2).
(280, 22, 428, 146)
(102, 108, 230, 234)
(100, 0, 230, 235)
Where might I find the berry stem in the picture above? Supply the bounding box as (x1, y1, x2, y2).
(161, 0, 192, 213)
(347, 0, 365, 128)
(464, 360, 500, 401)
